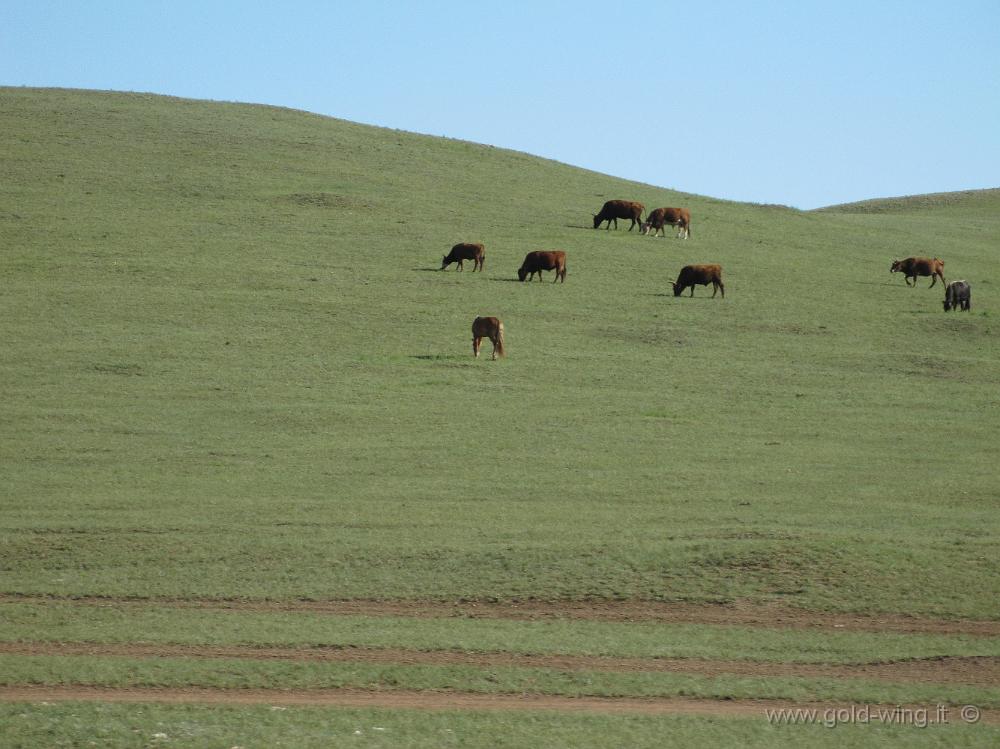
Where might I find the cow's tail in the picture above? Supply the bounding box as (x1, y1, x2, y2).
(496, 322, 506, 358)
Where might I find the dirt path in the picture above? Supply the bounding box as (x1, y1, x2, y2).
(2, 642, 997, 687)
(1, 685, 996, 724)
(4, 594, 998, 637)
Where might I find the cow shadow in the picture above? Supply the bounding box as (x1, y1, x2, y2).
(411, 355, 478, 367)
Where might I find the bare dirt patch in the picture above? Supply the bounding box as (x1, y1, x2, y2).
(1, 642, 997, 687)
(4, 594, 998, 637)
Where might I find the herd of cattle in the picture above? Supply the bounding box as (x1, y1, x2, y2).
(446, 199, 972, 359)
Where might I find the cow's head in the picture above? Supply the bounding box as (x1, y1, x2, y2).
(640, 222, 652, 235)
(441, 255, 450, 270)
(592, 214, 601, 229)
(890, 259, 902, 273)
(672, 282, 683, 297)
(943, 298, 953, 311)
(518, 266, 529, 282)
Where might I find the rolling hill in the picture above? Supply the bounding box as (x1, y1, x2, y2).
(1, 86, 999, 745)
(2, 86, 998, 612)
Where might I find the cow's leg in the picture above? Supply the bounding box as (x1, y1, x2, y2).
(690, 286, 695, 297)
(929, 274, 937, 288)
(490, 338, 498, 360)
(473, 336, 480, 358)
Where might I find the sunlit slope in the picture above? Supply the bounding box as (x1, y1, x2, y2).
(820, 188, 1000, 216)
(1, 88, 998, 616)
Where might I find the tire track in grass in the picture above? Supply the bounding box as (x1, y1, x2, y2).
(4, 594, 999, 636)
(1, 642, 998, 687)
(2, 685, 998, 724)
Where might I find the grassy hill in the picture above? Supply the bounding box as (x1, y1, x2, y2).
(819, 187, 1000, 215)
(1, 87, 998, 617)
(3, 86, 1000, 747)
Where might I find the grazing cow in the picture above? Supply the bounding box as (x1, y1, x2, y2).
(472, 316, 505, 360)
(593, 200, 644, 231)
(642, 207, 691, 239)
(943, 280, 971, 312)
(518, 250, 567, 283)
(890, 256, 945, 288)
(441, 242, 485, 272)
(672, 264, 724, 298)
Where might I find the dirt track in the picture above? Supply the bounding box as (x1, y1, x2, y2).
(4, 595, 998, 721)
(2, 642, 997, 687)
(5, 594, 999, 636)
(2, 685, 997, 724)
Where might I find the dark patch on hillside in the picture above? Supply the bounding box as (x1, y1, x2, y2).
(275, 193, 375, 210)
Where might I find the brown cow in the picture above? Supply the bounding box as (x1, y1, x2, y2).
(441, 242, 485, 271)
(672, 264, 724, 298)
(518, 250, 567, 283)
(642, 207, 691, 239)
(472, 316, 505, 360)
(593, 200, 644, 231)
(890, 256, 945, 288)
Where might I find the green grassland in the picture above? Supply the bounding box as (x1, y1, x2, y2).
(5, 601, 998, 665)
(1, 87, 998, 745)
(3, 87, 997, 614)
(5, 703, 998, 749)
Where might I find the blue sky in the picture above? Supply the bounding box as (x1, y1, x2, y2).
(3, 1, 998, 208)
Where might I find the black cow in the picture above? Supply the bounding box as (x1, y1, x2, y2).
(943, 280, 971, 311)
